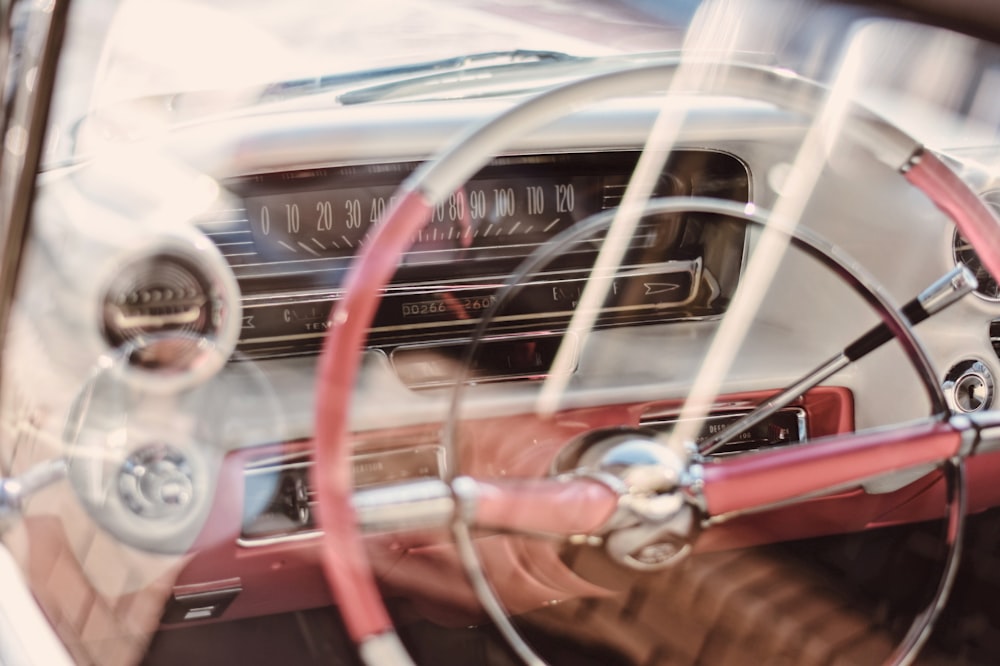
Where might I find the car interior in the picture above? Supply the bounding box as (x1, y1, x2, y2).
(6, 0, 1000, 664)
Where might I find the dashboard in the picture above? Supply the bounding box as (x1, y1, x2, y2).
(10, 88, 1000, 632)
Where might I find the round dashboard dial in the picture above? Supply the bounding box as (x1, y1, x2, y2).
(953, 193, 1000, 301)
(102, 253, 216, 368)
(99, 240, 241, 390)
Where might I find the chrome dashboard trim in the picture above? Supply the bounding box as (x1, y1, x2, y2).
(239, 445, 447, 547)
(235, 529, 322, 549)
(237, 259, 704, 346)
(164, 97, 800, 180)
(641, 405, 808, 454)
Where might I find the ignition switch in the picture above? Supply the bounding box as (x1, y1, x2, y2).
(944, 359, 995, 413)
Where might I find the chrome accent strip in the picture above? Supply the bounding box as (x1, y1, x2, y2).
(239, 299, 704, 346)
(236, 530, 322, 549)
(353, 479, 455, 534)
(238, 258, 700, 302)
(244, 454, 310, 474)
(235, 258, 702, 344)
(239, 445, 446, 546)
(966, 411, 1000, 455)
(0, 458, 66, 531)
(885, 458, 966, 666)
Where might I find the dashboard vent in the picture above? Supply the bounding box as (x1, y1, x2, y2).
(601, 183, 628, 209)
(600, 177, 677, 210)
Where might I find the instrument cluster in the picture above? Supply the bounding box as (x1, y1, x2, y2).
(202, 149, 751, 382)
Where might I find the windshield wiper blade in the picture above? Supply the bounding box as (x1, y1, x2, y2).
(260, 50, 578, 103)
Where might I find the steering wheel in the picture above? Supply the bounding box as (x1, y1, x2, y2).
(313, 61, 1000, 665)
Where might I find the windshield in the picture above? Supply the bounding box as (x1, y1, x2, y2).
(46, 0, 693, 165)
(46, 0, 1000, 168)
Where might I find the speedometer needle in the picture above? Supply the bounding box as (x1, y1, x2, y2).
(699, 265, 977, 455)
(456, 188, 474, 249)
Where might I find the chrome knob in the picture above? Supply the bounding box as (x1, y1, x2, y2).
(118, 445, 195, 519)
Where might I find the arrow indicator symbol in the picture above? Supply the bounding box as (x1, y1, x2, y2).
(643, 282, 681, 296)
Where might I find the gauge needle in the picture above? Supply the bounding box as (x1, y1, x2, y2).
(699, 265, 977, 455)
(457, 189, 473, 249)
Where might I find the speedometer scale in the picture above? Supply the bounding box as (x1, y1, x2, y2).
(246, 177, 592, 262)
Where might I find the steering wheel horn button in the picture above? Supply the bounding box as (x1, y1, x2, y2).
(550, 429, 702, 571)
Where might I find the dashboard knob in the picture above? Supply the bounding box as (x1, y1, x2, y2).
(118, 445, 195, 519)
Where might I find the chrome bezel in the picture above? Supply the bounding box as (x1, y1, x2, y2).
(96, 232, 241, 393)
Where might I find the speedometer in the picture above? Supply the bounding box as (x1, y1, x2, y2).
(245, 175, 593, 263)
(241, 152, 649, 266)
